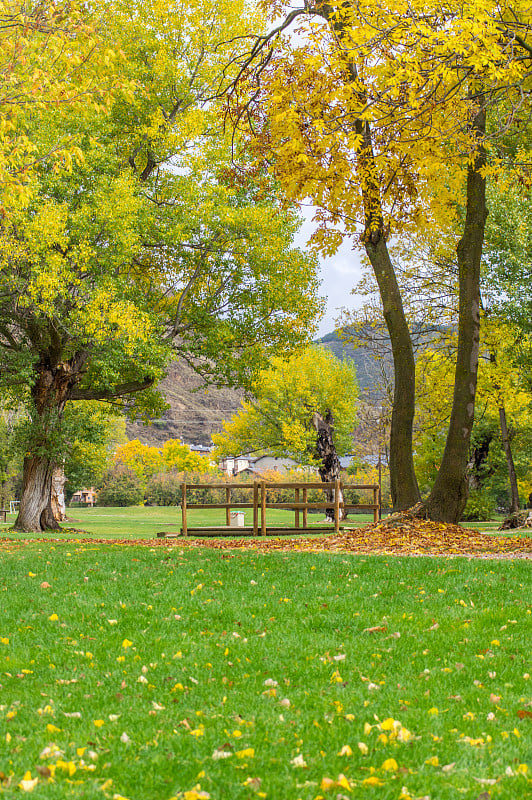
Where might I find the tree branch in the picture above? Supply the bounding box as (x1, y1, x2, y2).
(70, 376, 154, 401)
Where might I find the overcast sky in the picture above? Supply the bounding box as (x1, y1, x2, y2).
(294, 208, 365, 337)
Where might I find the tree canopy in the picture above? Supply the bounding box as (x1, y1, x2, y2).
(212, 346, 358, 464)
(227, 0, 532, 520)
(1, 0, 323, 531)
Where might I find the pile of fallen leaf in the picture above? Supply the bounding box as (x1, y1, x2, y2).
(5, 518, 530, 557)
(164, 518, 531, 557)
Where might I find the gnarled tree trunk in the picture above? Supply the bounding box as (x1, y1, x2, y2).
(14, 360, 80, 533)
(16, 455, 58, 533)
(312, 411, 345, 521)
(364, 233, 420, 511)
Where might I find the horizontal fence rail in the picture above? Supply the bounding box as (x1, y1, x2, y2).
(177, 480, 380, 537)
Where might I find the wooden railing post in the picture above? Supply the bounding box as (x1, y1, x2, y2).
(295, 487, 300, 529)
(261, 481, 266, 536)
(181, 483, 188, 536)
(225, 486, 231, 527)
(334, 478, 340, 534)
(303, 487, 308, 528)
(374, 485, 379, 523)
(253, 481, 259, 535)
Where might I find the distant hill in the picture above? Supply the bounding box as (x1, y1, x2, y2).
(126, 359, 243, 447)
(126, 331, 389, 447)
(318, 329, 391, 393)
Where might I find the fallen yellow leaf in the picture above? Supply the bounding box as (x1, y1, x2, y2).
(18, 772, 38, 792)
(382, 758, 398, 771)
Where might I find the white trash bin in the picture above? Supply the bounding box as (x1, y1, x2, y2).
(230, 511, 245, 527)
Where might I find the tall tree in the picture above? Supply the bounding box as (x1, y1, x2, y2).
(229, 0, 532, 520)
(1, 0, 322, 532)
(212, 346, 358, 516)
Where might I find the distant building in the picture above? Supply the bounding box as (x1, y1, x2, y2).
(218, 456, 253, 476)
(70, 488, 98, 506)
(188, 443, 213, 455)
(218, 454, 315, 477)
(240, 455, 301, 476)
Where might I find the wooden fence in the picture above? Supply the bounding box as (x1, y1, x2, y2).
(176, 480, 379, 537)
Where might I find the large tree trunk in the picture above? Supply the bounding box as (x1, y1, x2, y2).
(425, 105, 487, 522)
(312, 411, 345, 521)
(499, 404, 520, 513)
(364, 234, 420, 511)
(14, 361, 80, 533)
(16, 455, 58, 533)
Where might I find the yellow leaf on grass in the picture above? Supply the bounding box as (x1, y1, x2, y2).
(46, 724, 61, 733)
(320, 774, 351, 792)
(184, 787, 210, 800)
(425, 756, 439, 766)
(358, 742, 369, 755)
(337, 745, 353, 756)
(336, 774, 351, 790)
(382, 758, 398, 771)
(122, 639, 133, 649)
(362, 776, 383, 786)
(427, 707, 439, 715)
(18, 772, 38, 792)
(93, 719, 105, 728)
(380, 718, 396, 731)
(48, 614, 59, 621)
(236, 748, 255, 759)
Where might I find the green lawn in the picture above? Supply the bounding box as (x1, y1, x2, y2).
(0, 545, 530, 798)
(0, 506, 378, 540)
(0, 506, 527, 541)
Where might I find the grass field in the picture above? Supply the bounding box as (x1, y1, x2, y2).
(0, 543, 530, 798)
(0, 506, 379, 540)
(0, 506, 528, 541)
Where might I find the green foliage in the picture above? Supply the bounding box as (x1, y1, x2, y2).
(1, 0, 323, 531)
(64, 405, 127, 497)
(483, 179, 532, 331)
(145, 473, 183, 506)
(213, 347, 358, 463)
(97, 465, 145, 507)
(461, 488, 497, 522)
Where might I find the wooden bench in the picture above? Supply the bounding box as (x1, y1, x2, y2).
(0, 509, 8, 523)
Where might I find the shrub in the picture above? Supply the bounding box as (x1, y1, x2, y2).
(97, 466, 145, 507)
(461, 488, 496, 521)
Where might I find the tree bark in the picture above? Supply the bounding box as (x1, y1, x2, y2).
(498, 404, 520, 513)
(312, 411, 346, 521)
(425, 104, 487, 522)
(16, 455, 58, 533)
(363, 234, 420, 511)
(14, 359, 81, 533)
